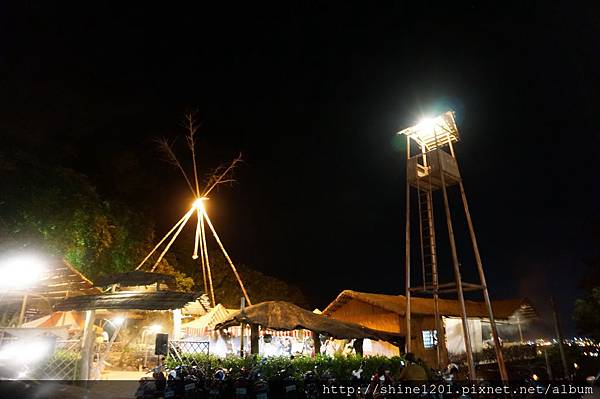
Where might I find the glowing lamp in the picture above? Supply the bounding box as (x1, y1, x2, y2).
(192, 197, 208, 211)
(112, 316, 126, 326)
(0, 255, 47, 291)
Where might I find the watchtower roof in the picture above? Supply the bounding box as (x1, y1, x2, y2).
(397, 110, 459, 151)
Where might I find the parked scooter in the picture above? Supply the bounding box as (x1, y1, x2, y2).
(250, 360, 270, 399)
(233, 367, 252, 399)
(206, 366, 229, 399)
(136, 366, 167, 399)
(273, 365, 298, 399)
(303, 366, 321, 399)
(366, 366, 394, 399)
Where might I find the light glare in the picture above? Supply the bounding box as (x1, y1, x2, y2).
(0, 255, 46, 291)
(192, 197, 208, 210)
(0, 339, 52, 365)
(416, 117, 436, 132)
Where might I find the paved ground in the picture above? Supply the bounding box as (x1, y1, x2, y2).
(101, 369, 146, 380)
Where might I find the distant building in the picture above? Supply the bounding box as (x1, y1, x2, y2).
(323, 290, 537, 367)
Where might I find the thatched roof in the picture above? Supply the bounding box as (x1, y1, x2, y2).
(54, 290, 199, 311)
(0, 259, 100, 306)
(182, 304, 235, 336)
(94, 271, 176, 288)
(323, 290, 537, 320)
(214, 301, 402, 345)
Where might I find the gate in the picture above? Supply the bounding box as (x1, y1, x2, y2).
(168, 340, 209, 367)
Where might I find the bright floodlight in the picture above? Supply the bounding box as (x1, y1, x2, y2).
(149, 324, 162, 333)
(0, 339, 52, 365)
(192, 197, 208, 210)
(112, 316, 126, 326)
(398, 110, 459, 151)
(0, 254, 46, 291)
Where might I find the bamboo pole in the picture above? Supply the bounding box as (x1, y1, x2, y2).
(136, 209, 193, 270)
(427, 190, 442, 369)
(193, 209, 201, 260)
(200, 211, 216, 307)
(151, 207, 195, 272)
(404, 134, 412, 354)
(456, 175, 508, 382)
(551, 296, 570, 380)
(203, 211, 251, 305)
(437, 149, 476, 381)
(197, 209, 209, 297)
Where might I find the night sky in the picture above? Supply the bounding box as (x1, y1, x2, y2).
(2, 3, 599, 335)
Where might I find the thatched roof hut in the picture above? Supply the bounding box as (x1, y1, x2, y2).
(215, 300, 402, 345)
(323, 290, 537, 320)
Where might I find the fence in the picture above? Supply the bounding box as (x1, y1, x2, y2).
(168, 340, 210, 367)
(31, 339, 81, 380)
(0, 334, 81, 380)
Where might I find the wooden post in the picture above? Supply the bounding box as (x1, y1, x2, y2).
(239, 297, 245, 357)
(457, 178, 508, 382)
(313, 331, 321, 357)
(405, 134, 412, 354)
(353, 338, 363, 356)
(172, 309, 182, 340)
(250, 324, 259, 355)
(544, 348, 553, 380)
(438, 150, 476, 381)
(79, 310, 96, 380)
(551, 296, 569, 380)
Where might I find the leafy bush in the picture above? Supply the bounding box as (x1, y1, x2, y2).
(165, 353, 406, 381)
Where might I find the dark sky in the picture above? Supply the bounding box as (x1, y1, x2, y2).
(2, 2, 599, 335)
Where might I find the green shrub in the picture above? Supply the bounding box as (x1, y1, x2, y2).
(165, 353, 405, 381)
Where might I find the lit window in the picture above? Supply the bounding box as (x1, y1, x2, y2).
(422, 330, 438, 349)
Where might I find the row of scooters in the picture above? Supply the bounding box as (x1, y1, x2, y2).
(135, 361, 469, 399)
(135, 361, 328, 399)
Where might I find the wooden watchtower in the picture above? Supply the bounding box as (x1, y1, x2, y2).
(398, 111, 508, 381)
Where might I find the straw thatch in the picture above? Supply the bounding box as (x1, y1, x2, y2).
(0, 259, 101, 312)
(54, 290, 199, 311)
(94, 271, 177, 288)
(323, 290, 537, 320)
(182, 304, 234, 336)
(214, 301, 402, 345)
